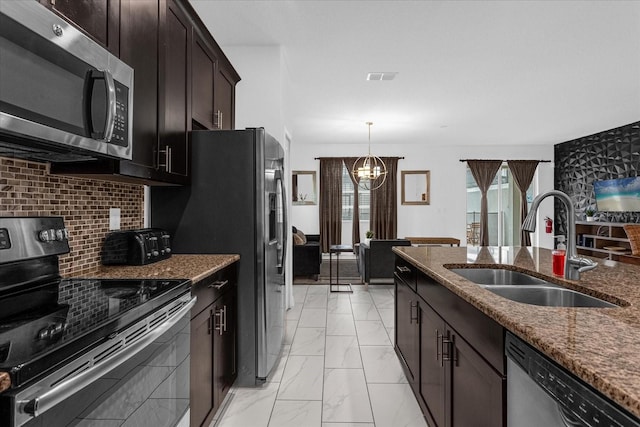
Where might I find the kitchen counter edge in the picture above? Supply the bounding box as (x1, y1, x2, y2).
(69, 254, 240, 284)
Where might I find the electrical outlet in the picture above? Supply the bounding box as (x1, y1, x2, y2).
(109, 208, 121, 230)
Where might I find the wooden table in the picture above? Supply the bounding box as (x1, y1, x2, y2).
(329, 244, 353, 293)
(404, 237, 461, 247)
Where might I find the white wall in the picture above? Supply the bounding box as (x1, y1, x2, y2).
(224, 46, 285, 139)
(290, 142, 556, 248)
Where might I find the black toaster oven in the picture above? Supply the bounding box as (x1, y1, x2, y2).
(101, 228, 172, 265)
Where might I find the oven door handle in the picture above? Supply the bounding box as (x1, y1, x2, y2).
(19, 296, 196, 419)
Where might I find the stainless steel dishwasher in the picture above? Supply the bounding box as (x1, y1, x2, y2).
(505, 332, 640, 427)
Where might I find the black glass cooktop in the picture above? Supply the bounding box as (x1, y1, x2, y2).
(0, 278, 190, 388)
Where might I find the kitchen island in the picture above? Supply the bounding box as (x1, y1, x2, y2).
(393, 245, 640, 420)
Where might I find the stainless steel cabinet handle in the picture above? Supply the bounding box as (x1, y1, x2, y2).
(214, 110, 223, 129)
(208, 280, 229, 290)
(396, 265, 411, 273)
(442, 333, 455, 364)
(222, 305, 227, 333)
(409, 301, 418, 324)
(214, 307, 225, 335)
(159, 145, 172, 172)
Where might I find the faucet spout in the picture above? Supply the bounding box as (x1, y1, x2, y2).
(521, 190, 597, 280)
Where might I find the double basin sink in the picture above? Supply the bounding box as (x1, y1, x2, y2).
(448, 268, 617, 308)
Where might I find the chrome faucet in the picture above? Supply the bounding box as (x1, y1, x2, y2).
(522, 190, 597, 280)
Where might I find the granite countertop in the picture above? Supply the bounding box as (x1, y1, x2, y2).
(393, 245, 640, 418)
(70, 254, 240, 284)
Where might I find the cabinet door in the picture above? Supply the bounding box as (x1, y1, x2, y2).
(158, 0, 191, 180)
(119, 0, 158, 170)
(192, 32, 217, 130)
(214, 62, 236, 130)
(395, 279, 419, 384)
(213, 289, 237, 406)
(191, 307, 214, 427)
(419, 302, 447, 427)
(450, 332, 505, 427)
(39, 0, 120, 55)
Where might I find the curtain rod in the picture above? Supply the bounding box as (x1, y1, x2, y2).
(459, 159, 551, 163)
(314, 156, 405, 160)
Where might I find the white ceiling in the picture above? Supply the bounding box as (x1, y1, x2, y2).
(190, 0, 640, 148)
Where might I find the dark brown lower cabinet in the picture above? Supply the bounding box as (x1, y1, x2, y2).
(213, 288, 236, 403)
(190, 263, 238, 427)
(395, 277, 419, 386)
(191, 307, 214, 425)
(449, 332, 505, 427)
(394, 256, 506, 427)
(419, 303, 446, 427)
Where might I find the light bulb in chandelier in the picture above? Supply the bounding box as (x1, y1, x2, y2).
(352, 122, 387, 190)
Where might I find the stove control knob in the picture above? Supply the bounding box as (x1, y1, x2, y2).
(165, 247, 171, 254)
(55, 228, 68, 241)
(38, 229, 54, 242)
(152, 250, 159, 257)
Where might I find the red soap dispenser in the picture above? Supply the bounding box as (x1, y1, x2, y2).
(552, 235, 566, 276)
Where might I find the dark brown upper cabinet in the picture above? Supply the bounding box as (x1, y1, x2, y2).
(191, 16, 240, 131)
(50, 0, 239, 185)
(39, 0, 120, 55)
(156, 0, 192, 182)
(192, 31, 217, 130)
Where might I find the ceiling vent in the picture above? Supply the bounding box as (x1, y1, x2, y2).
(366, 72, 397, 81)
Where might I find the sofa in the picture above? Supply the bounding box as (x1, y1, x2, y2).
(357, 239, 411, 284)
(292, 227, 321, 280)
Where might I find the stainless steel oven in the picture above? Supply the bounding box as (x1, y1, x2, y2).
(0, 1, 133, 162)
(0, 217, 194, 427)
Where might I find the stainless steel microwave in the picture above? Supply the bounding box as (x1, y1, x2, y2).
(0, 1, 133, 162)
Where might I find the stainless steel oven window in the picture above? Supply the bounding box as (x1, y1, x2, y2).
(18, 306, 191, 427)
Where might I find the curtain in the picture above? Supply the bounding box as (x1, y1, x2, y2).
(344, 157, 362, 247)
(467, 160, 502, 246)
(291, 174, 298, 202)
(370, 157, 399, 239)
(319, 158, 344, 252)
(507, 160, 540, 246)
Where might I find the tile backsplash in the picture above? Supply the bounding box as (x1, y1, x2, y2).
(0, 157, 144, 275)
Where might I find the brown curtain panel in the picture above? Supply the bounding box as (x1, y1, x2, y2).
(344, 157, 361, 247)
(292, 174, 298, 202)
(467, 160, 502, 246)
(319, 158, 344, 252)
(507, 160, 540, 246)
(370, 157, 399, 239)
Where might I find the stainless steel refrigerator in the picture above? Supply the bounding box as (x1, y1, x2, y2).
(151, 128, 287, 386)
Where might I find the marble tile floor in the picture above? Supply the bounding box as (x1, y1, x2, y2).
(211, 283, 427, 427)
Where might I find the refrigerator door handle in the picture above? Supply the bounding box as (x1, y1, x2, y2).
(276, 168, 287, 276)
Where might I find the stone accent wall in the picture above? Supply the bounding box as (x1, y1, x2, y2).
(554, 121, 640, 234)
(0, 157, 144, 275)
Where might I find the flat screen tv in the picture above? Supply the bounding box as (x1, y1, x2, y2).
(594, 177, 640, 212)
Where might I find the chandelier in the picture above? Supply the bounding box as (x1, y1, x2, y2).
(352, 121, 387, 190)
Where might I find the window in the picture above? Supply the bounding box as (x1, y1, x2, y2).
(341, 163, 370, 221)
(466, 164, 535, 246)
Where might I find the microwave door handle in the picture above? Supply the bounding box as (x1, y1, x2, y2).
(83, 70, 117, 142)
(102, 70, 116, 142)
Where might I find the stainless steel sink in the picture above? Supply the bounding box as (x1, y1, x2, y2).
(449, 268, 617, 308)
(449, 268, 547, 286)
